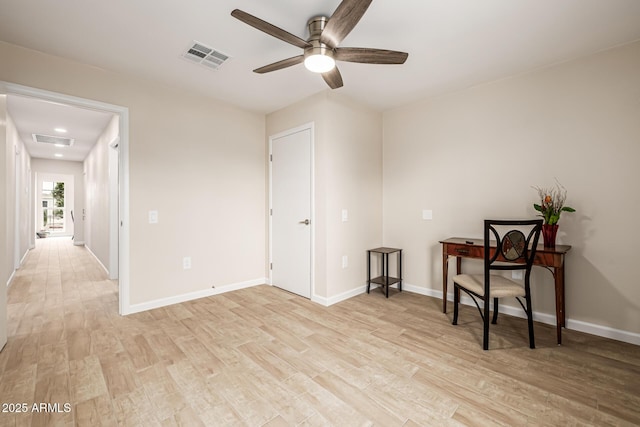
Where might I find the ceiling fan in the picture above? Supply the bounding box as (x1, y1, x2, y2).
(231, 0, 408, 89)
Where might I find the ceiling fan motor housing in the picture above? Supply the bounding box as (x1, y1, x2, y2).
(304, 16, 335, 72)
(307, 16, 328, 38)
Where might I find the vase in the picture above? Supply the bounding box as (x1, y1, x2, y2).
(542, 224, 558, 248)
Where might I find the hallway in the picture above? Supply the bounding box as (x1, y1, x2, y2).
(6, 237, 118, 338)
(1, 237, 118, 426)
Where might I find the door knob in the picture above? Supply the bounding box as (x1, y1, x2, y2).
(299, 219, 310, 225)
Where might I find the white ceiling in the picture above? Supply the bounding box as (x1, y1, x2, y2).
(2, 0, 640, 160)
(7, 95, 114, 162)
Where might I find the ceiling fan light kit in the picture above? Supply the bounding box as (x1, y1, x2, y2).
(231, 0, 408, 89)
(304, 51, 335, 73)
(304, 17, 335, 73)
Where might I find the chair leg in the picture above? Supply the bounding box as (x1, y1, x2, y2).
(526, 294, 535, 349)
(483, 296, 490, 350)
(452, 284, 459, 325)
(491, 297, 499, 324)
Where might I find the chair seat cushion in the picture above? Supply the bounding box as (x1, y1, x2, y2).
(453, 274, 526, 298)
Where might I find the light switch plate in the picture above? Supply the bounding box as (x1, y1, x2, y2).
(422, 209, 433, 220)
(342, 255, 348, 268)
(183, 257, 191, 270)
(342, 209, 348, 222)
(149, 210, 158, 224)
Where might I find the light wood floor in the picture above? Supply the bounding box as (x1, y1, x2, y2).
(1, 238, 639, 426)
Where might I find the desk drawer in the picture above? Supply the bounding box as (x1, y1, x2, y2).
(446, 244, 483, 258)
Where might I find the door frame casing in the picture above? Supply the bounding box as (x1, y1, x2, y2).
(108, 136, 119, 280)
(268, 122, 315, 299)
(1, 81, 131, 315)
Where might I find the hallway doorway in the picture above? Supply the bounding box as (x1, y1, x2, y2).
(36, 175, 73, 237)
(2, 81, 130, 315)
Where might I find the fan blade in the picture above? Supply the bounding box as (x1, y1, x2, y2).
(254, 55, 305, 74)
(231, 9, 311, 49)
(322, 67, 344, 89)
(320, 0, 373, 48)
(335, 47, 408, 64)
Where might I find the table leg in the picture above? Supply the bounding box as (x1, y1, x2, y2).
(442, 251, 449, 313)
(455, 257, 463, 313)
(366, 250, 371, 294)
(555, 264, 565, 345)
(398, 250, 402, 292)
(384, 253, 389, 298)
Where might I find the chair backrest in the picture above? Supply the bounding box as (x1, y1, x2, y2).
(483, 219, 543, 286)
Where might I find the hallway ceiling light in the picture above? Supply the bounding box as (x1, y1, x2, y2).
(54, 127, 67, 133)
(54, 153, 63, 157)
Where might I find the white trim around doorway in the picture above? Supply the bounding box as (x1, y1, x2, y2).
(1, 81, 131, 315)
(268, 122, 316, 301)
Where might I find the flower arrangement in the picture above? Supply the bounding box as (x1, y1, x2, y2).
(533, 181, 576, 225)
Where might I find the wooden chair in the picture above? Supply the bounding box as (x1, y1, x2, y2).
(452, 219, 543, 350)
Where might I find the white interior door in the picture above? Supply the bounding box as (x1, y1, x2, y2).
(270, 126, 312, 298)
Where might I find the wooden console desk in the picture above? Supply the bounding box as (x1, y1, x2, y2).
(440, 237, 571, 344)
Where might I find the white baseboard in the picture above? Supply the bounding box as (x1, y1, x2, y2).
(565, 319, 640, 346)
(313, 282, 404, 307)
(402, 283, 442, 299)
(6, 270, 16, 288)
(265, 277, 364, 306)
(19, 249, 29, 266)
(403, 282, 640, 346)
(124, 278, 268, 315)
(310, 295, 329, 306)
(73, 240, 85, 246)
(84, 245, 109, 275)
(313, 284, 371, 306)
(7, 248, 32, 288)
(122, 277, 639, 346)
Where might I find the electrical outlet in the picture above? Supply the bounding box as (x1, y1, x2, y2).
(183, 257, 191, 270)
(512, 270, 523, 280)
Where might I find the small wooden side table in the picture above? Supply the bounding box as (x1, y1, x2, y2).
(367, 247, 402, 298)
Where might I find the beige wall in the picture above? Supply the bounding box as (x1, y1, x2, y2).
(383, 41, 640, 335)
(84, 114, 118, 271)
(1, 94, 8, 288)
(2, 37, 637, 339)
(1, 41, 266, 307)
(323, 95, 383, 299)
(0, 92, 6, 347)
(1, 93, 31, 349)
(4, 109, 31, 281)
(4, 102, 15, 284)
(14, 118, 31, 259)
(266, 92, 383, 302)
